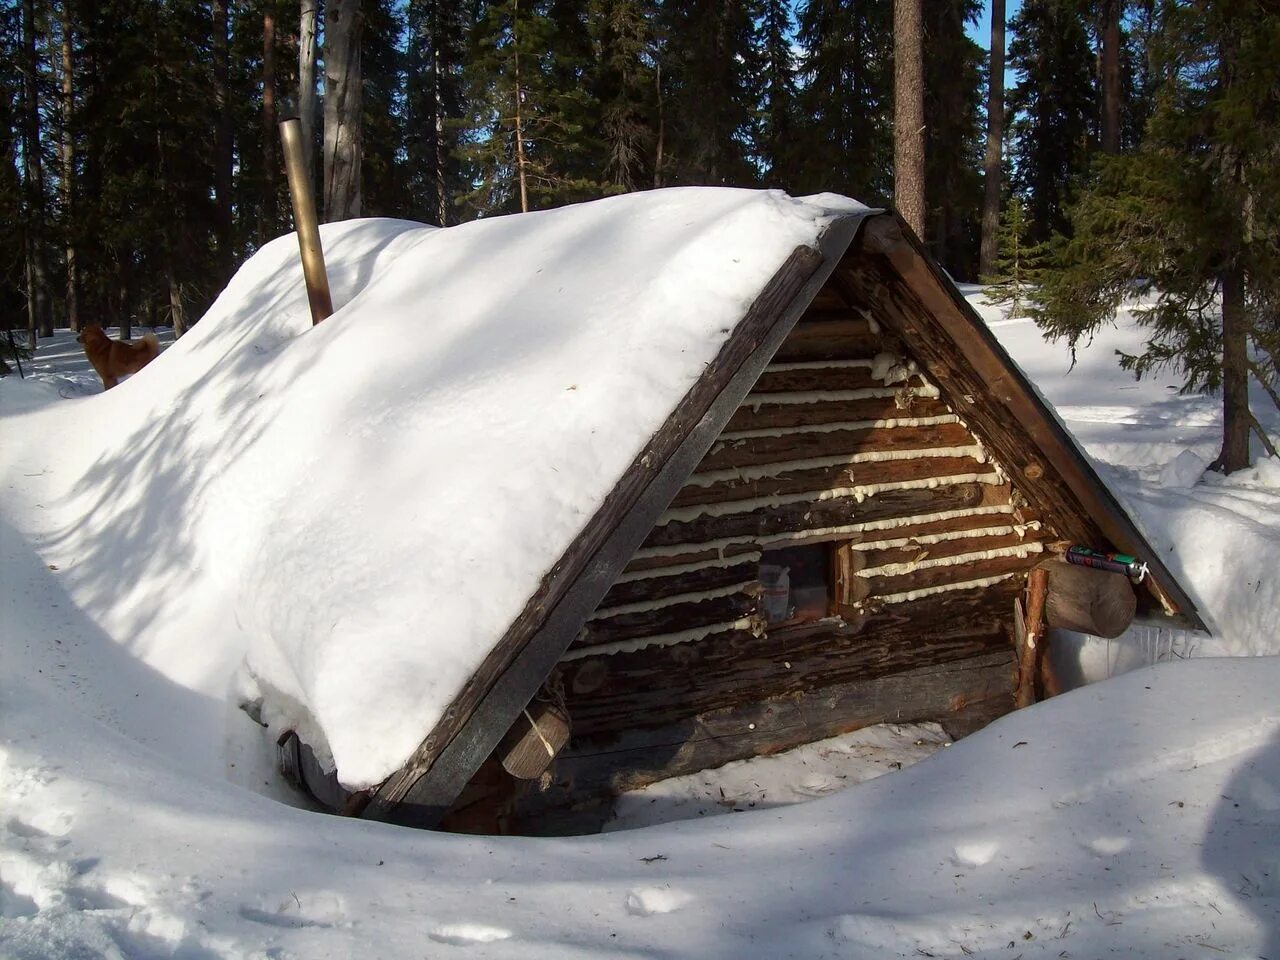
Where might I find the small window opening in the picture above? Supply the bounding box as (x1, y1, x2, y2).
(759, 544, 832, 626)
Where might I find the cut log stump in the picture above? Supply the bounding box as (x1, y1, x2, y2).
(1039, 556, 1136, 639)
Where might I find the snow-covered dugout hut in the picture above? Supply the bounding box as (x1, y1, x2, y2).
(261, 189, 1203, 834)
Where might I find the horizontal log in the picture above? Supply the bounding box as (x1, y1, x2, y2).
(514, 649, 1014, 834)
(860, 550, 1042, 600)
(578, 591, 758, 647)
(563, 578, 1021, 736)
(724, 395, 956, 433)
(648, 482, 990, 548)
(697, 420, 979, 473)
(598, 559, 760, 609)
(671, 456, 997, 511)
(1040, 556, 1136, 638)
(622, 541, 761, 575)
(771, 320, 882, 362)
(752, 365, 924, 393)
(804, 290, 850, 312)
(855, 528, 1046, 572)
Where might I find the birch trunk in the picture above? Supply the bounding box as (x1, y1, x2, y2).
(323, 0, 363, 221)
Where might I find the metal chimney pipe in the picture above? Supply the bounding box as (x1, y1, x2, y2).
(279, 114, 333, 325)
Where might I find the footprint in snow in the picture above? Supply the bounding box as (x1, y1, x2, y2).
(428, 923, 514, 945)
(625, 886, 695, 917)
(951, 841, 999, 868)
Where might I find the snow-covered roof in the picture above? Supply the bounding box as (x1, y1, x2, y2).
(202, 188, 868, 789)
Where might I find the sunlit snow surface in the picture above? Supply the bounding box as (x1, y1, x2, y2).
(2, 191, 1279, 958)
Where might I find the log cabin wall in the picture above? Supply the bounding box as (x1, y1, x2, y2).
(541, 254, 1058, 822)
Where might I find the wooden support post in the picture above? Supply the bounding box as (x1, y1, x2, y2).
(1014, 567, 1048, 708)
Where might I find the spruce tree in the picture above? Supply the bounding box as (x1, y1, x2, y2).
(1006, 0, 1096, 241)
(1033, 1, 1280, 473)
(654, 0, 760, 187)
(757, 0, 797, 187)
(793, 0, 893, 203)
(923, 0, 984, 279)
(461, 0, 602, 216)
(982, 197, 1048, 317)
(362, 0, 411, 219)
(589, 0, 657, 192)
(405, 0, 469, 224)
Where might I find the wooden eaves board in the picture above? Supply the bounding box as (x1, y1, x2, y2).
(357, 210, 878, 828)
(845, 214, 1206, 632)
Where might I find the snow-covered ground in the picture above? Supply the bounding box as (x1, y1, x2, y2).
(3, 197, 1279, 958)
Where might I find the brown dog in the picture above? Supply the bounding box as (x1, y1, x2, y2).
(76, 324, 160, 390)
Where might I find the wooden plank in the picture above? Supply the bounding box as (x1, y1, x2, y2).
(648, 481, 990, 548)
(671, 454, 995, 510)
(563, 578, 1021, 734)
(725, 395, 954, 433)
(696, 420, 978, 473)
(597, 559, 759, 608)
(514, 649, 1014, 834)
(361, 236, 849, 826)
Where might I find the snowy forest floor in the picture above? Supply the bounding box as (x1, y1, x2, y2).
(3, 282, 1280, 958)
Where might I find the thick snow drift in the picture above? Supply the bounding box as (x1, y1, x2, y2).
(3, 187, 1279, 957)
(3, 188, 867, 789)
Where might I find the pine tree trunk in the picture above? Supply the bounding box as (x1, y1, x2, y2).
(22, 0, 52, 338)
(1101, 0, 1121, 154)
(653, 62, 664, 188)
(299, 0, 319, 181)
(261, 10, 278, 244)
(59, 0, 79, 332)
(1217, 267, 1251, 473)
(323, 0, 363, 221)
(166, 256, 187, 337)
(979, 0, 1005, 278)
(213, 0, 233, 275)
(893, 0, 926, 238)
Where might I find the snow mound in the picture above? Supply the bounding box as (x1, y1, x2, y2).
(4, 188, 865, 789)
